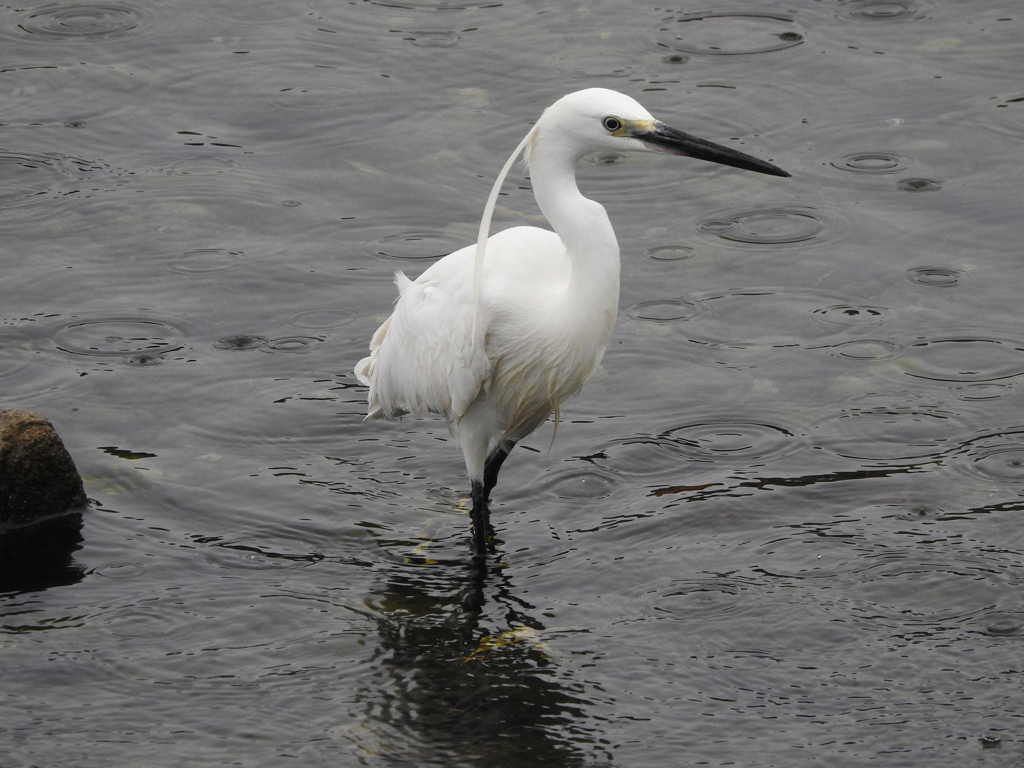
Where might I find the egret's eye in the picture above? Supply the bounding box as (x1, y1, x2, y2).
(602, 116, 623, 133)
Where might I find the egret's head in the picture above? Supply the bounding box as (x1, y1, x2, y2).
(530, 87, 789, 178)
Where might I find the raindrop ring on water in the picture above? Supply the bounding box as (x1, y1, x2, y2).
(213, 335, 268, 351)
(830, 151, 909, 174)
(811, 304, 889, 328)
(163, 248, 248, 274)
(904, 336, 1024, 383)
(286, 308, 355, 330)
(658, 12, 805, 55)
(262, 337, 323, 354)
(662, 420, 802, 463)
(646, 245, 695, 261)
(540, 469, 619, 500)
(898, 177, 941, 192)
(824, 339, 901, 360)
(365, 231, 468, 261)
(906, 266, 963, 288)
(840, 0, 925, 22)
(954, 429, 1024, 484)
(698, 206, 823, 245)
(627, 298, 699, 323)
(55, 317, 185, 357)
(16, 4, 142, 39)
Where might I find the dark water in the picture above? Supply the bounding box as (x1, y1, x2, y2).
(2, 0, 1024, 765)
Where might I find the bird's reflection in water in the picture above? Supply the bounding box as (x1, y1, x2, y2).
(358, 536, 612, 767)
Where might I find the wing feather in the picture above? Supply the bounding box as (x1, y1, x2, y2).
(356, 243, 490, 420)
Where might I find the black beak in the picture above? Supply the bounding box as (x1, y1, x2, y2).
(634, 121, 790, 178)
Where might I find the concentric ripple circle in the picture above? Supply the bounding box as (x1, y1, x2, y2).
(906, 266, 963, 288)
(660, 287, 882, 350)
(839, 0, 926, 22)
(539, 469, 619, 500)
(627, 298, 699, 323)
(0, 150, 127, 212)
(824, 339, 901, 361)
(898, 177, 941, 192)
(954, 429, 1024, 484)
(55, 317, 185, 357)
(903, 336, 1024, 383)
(662, 420, 802, 463)
(698, 206, 823, 245)
(658, 12, 804, 55)
(213, 335, 269, 351)
(365, 230, 467, 261)
(970, 449, 1024, 482)
(262, 336, 323, 354)
(286, 308, 355, 330)
(646, 245, 695, 262)
(163, 248, 248, 274)
(810, 304, 889, 328)
(16, 4, 143, 40)
(815, 394, 961, 461)
(830, 151, 909, 174)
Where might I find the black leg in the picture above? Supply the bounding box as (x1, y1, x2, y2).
(483, 439, 517, 499)
(470, 479, 488, 561)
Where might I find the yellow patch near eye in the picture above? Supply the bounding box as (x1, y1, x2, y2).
(627, 119, 656, 135)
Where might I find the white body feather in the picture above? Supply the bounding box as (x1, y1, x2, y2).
(356, 89, 640, 483)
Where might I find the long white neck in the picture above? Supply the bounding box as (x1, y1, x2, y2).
(527, 135, 621, 314)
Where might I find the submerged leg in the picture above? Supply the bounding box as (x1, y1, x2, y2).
(470, 479, 489, 560)
(483, 439, 517, 500)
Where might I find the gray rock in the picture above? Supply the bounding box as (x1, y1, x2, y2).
(0, 409, 87, 531)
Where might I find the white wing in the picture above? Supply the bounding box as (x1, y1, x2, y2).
(356, 241, 490, 421)
(356, 226, 571, 427)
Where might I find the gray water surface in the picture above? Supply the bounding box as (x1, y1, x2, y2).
(3, 1, 1024, 765)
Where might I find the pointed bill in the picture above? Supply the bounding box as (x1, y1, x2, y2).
(631, 120, 790, 178)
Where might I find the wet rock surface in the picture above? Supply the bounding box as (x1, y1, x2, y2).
(0, 409, 86, 531)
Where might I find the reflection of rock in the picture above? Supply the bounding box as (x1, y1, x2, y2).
(0, 409, 87, 530)
(0, 512, 85, 593)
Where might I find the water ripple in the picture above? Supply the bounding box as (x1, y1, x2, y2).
(657, 11, 805, 56)
(667, 420, 807, 466)
(814, 393, 963, 462)
(697, 205, 824, 245)
(537, 469, 619, 500)
(903, 334, 1024, 383)
(830, 151, 910, 174)
(14, 3, 146, 40)
(287, 308, 356, 330)
(554, 52, 636, 78)
(897, 177, 941, 192)
(364, 229, 470, 261)
(55, 315, 186, 357)
(906, 266, 964, 288)
(655, 577, 762, 619)
(810, 304, 889, 328)
(645, 245, 695, 262)
(822, 339, 902, 361)
(163, 248, 249, 274)
(838, 0, 928, 23)
(213, 335, 269, 351)
(0, 149, 133, 220)
(954, 428, 1024, 484)
(637, 287, 882, 348)
(596, 413, 808, 476)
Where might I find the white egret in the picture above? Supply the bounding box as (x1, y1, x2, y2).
(355, 88, 788, 557)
